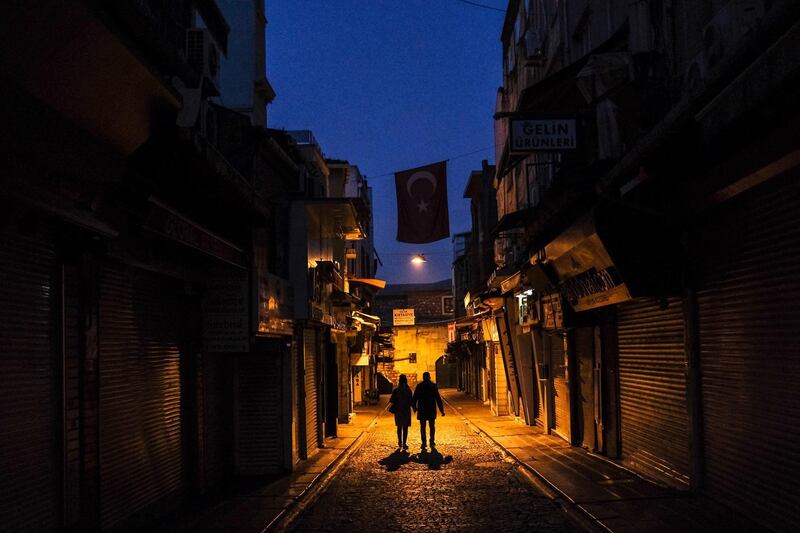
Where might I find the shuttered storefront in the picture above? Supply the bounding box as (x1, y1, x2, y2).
(617, 297, 689, 488)
(548, 332, 570, 440)
(303, 328, 320, 458)
(0, 229, 59, 531)
(236, 352, 284, 475)
(202, 353, 233, 492)
(695, 172, 800, 530)
(99, 264, 185, 530)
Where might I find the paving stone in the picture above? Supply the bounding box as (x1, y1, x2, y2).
(290, 397, 577, 533)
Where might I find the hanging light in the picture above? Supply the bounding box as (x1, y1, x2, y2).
(410, 254, 427, 265)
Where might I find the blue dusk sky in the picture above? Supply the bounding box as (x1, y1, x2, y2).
(267, 0, 505, 284)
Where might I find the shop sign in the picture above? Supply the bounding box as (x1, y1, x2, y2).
(393, 308, 415, 326)
(448, 322, 456, 343)
(542, 294, 564, 330)
(510, 118, 577, 153)
(545, 216, 633, 312)
(560, 266, 631, 312)
(516, 289, 540, 326)
(147, 198, 246, 267)
(203, 271, 249, 352)
(500, 271, 522, 294)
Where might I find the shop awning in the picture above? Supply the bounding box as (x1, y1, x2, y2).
(353, 310, 381, 324)
(349, 278, 387, 290)
(350, 315, 376, 330)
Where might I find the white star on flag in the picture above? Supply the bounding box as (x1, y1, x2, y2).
(416, 199, 429, 213)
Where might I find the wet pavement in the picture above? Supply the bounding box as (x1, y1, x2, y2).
(287, 393, 577, 533)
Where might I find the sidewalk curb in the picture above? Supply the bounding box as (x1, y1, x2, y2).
(443, 397, 610, 533)
(264, 405, 386, 532)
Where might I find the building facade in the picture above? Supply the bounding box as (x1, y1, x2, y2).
(373, 280, 455, 391)
(0, 1, 379, 530)
(456, 1, 800, 529)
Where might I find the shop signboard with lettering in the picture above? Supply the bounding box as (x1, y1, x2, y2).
(393, 308, 415, 326)
(542, 294, 564, 330)
(203, 271, 249, 352)
(510, 118, 577, 153)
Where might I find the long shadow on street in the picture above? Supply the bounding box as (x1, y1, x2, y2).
(378, 448, 453, 471)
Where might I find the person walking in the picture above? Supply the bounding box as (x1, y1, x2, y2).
(412, 371, 445, 450)
(388, 374, 414, 450)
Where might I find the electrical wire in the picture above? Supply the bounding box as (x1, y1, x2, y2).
(368, 143, 502, 180)
(453, 0, 506, 13)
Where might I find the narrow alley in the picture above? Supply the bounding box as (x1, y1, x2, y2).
(286, 396, 576, 533)
(3, 1, 800, 531)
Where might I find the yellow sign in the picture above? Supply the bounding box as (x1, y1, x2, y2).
(392, 308, 415, 326)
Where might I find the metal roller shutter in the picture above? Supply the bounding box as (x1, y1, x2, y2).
(236, 353, 284, 475)
(202, 353, 233, 492)
(0, 230, 59, 531)
(303, 328, 320, 457)
(696, 173, 800, 531)
(617, 297, 689, 488)
(99, 264, 184, 530)
(549, 332, 570, 440)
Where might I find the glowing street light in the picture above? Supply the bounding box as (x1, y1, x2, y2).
(410, 254, 427, 265)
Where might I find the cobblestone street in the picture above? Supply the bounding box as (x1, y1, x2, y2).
(288, 397, 577, 533)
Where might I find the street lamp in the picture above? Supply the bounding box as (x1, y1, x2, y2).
(410, 254, 427, 265)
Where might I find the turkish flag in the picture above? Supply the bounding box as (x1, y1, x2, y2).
(395, 161, 450, 243)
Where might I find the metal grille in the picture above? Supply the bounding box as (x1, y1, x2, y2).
(99, 264, 184, 530)
(303, 328, 319, 458)
(617, 297, 690, 488)
(0, 230, 58, 531)
(236, 353, 283, 474)
(696, 173, 800, 530)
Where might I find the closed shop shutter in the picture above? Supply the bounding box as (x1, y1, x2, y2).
(696, 172, 800, 530)
(202, 353, 233, 492)
(617, 297, 689, 488)
(549, 332, 570, 440)
(303, 328, 319, 457)
(0, 230, 59, 531)
(236, 353, 284, 475)
(99, 264, 184, 530)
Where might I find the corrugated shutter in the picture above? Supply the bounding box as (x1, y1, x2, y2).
(617, 297, 689, 488)
(236, 353, 284, 475)
(696, 172, 800, 531)
(99, 264, 184, 530)
(202, 353, 233, 492)
(549, 332, 570, 440)
(303, 328, 319, 457)
(0, 230, 59, 531)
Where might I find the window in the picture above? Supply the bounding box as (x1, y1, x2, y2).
(409, 353, 417, 364)
(442, 296, 454, 315)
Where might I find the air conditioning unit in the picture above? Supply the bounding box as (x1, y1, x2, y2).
(186, 28, 220, 92)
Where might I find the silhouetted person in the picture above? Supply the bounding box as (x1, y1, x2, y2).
(412, 371, 445, 449)
(389, 374, 414, 449)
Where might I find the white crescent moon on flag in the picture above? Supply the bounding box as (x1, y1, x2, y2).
(406, 170, 437, 197)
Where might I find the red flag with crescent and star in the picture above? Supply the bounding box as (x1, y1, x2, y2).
(394, 160, 450, 243)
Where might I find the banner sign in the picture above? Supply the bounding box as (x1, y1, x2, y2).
(510, 118, 577, 153)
